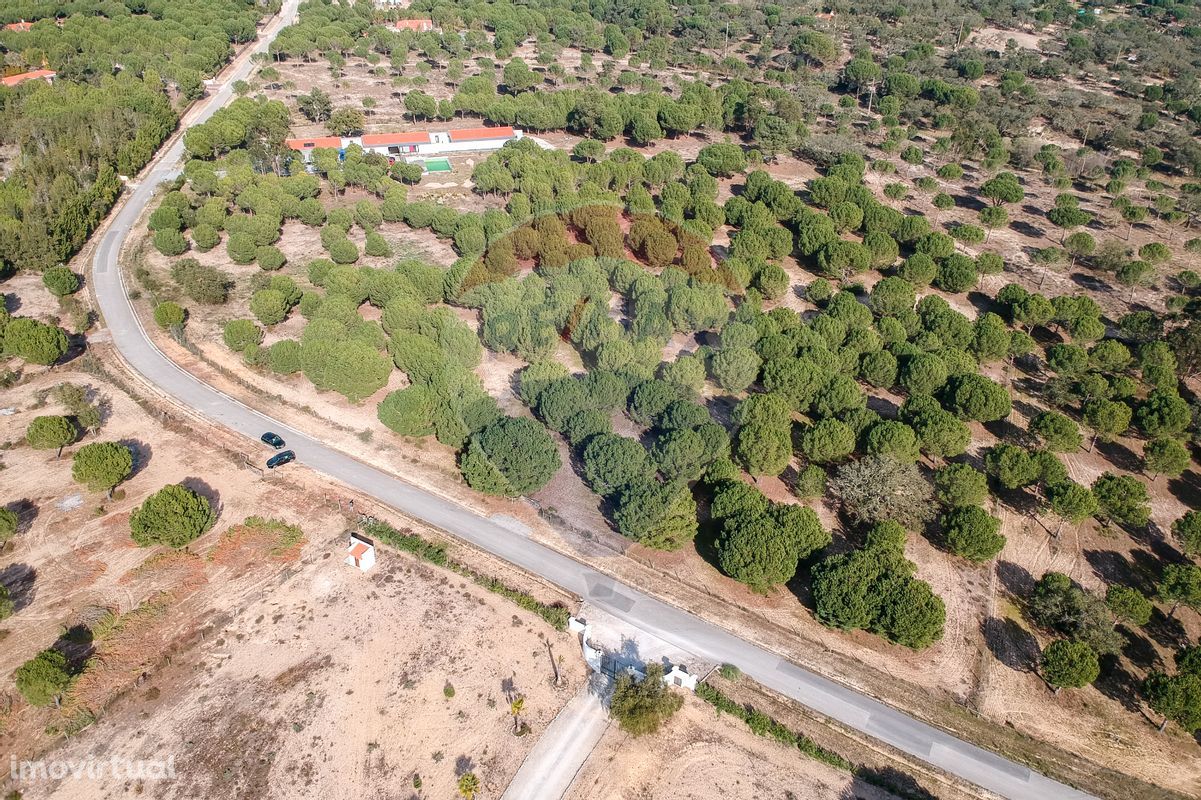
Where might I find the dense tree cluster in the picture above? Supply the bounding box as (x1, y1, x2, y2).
(709, 477, 830, 591)
(812, 521, 945, 649)
(0, 0, 264, 271)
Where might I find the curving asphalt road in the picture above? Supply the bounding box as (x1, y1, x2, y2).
(87, 7, 1096, 800)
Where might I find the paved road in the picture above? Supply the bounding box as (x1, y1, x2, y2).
(87, 8, 1096, 800)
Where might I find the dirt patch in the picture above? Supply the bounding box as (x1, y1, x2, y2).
(569, 697, 902, 800)
(31, 530, 583, 800)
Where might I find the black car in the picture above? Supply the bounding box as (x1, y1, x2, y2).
(261, 432, 285, 449)
(266, 450, 295, 469)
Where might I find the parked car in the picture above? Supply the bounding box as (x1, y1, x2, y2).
(261, 432, 285, 449)
(266, 450, 295, 469)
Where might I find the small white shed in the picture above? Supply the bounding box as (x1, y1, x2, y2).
(345, 534, 376, 571)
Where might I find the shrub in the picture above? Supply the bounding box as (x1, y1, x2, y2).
(191, 223, 220, 251)
(1042, 640, 1100, 690)
(0, 508, 18, 544)
(129, 484, 216, 548)
(267, 339, 303, 374)
(153, 229, 188, 256)
(72, 442, 134, 494)
(14, 649, 72, 706)
(256, 245, 286, 271)
(226, 232, 257, 264)
(4, 318, 69, 365)
(43, 266, 81, 297)
(328, 237, 359, 264)
(154, 301, 186, 330)
(171, 259, 231, 304)
(250, 290, 289, 325)
(223, 319, 263, 352)
(25, 415, 76, 453)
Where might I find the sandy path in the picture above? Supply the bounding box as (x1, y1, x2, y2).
(503, 677, 612, 800)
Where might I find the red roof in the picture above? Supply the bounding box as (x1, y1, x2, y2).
(362, 131, 429, 146)
(4, 21, 34, 32)
(349, 542, 369, 559)
(285, 136, 342, 150)
(394, 19, 435, 31)
(449, 126, 516, 143)
(1, 69, 55, 87)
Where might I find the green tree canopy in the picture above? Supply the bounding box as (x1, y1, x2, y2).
(14, 649, 72, 707)
(609, 663, 684, 735)
(583, 434, 653, 497)
(25, 415, 77, 455)
(71, 442, 134, 495)
(129, 484, 217, 548)
(1042, 640, 1100, 690)
(1091, 472, 1150, 528)
(460, 417, 561, 497)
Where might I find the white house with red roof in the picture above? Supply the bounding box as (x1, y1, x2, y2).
(345, 533, 376, 572)
(285, 125, 523, 164)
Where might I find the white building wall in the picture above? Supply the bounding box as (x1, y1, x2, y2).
(294, 130, 523, 165)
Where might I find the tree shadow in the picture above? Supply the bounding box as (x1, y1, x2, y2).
(1166, 469, 1201, 510)
(180, 477, 221, 515)
(703, 394, 737, 428)
(1120, 627, 1163, 672)
(981, 417, 1025, 446)
(996, 559, 1035, 598)
(1144, 606, 1190, 651)
(951, 193, 986, 212)
(2, 293, 19, 313)
(0, 563, 37, 611)
(965, 289, 995, 316)
(1092, 657, 1143, 714)
(989, 483, 1043, 519)
(982, 616, 1040, 673)
(693, 512, 724, 574)
(1083, 549, 1145, 593)
(118, 439, 154, 479)
(53, 616, 99, 669)
(865, 393, 898, 418)
(1094, 438, 1142, 474)
(453, 754, 475, 777)
(59, 333, 86, 366)
(845, 766, 938, 800)
(1010, 217, 1046, 241)
(4, 499, 39, 536)
(1070, 271, 1111, 294)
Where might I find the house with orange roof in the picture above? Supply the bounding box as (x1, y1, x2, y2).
(1, 69, 57, 88)
(4, 21, 35, 32)
(393, 19, 436, 33)
(345, 533, 376, 571)
(286, 125, 523, 165)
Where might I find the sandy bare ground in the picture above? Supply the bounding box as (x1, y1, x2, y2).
(0, 356, 585, 800)
(30, 528, 583, 800)
(567, 698, 899, 800)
